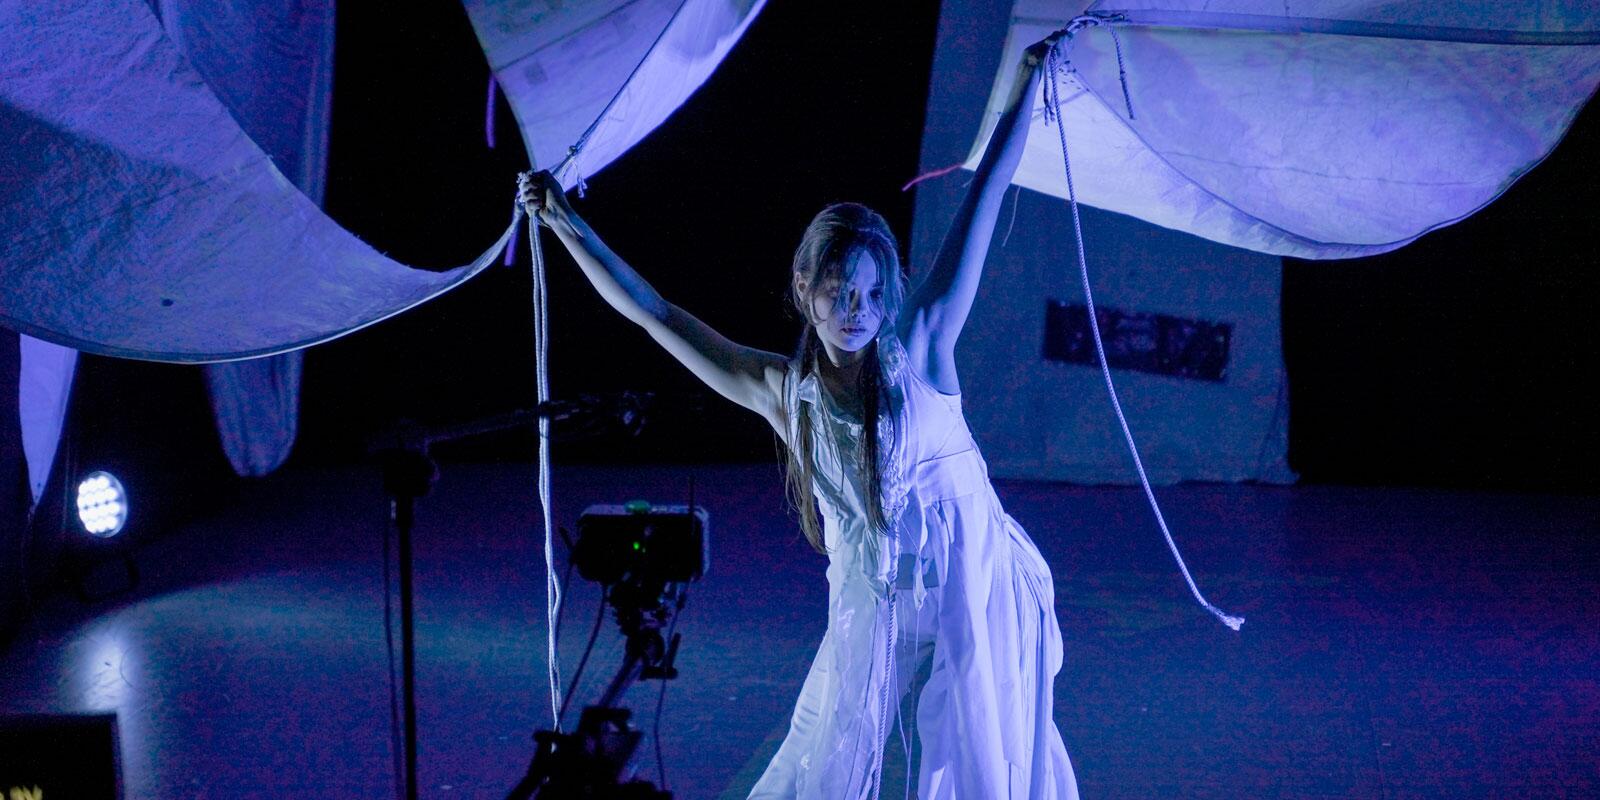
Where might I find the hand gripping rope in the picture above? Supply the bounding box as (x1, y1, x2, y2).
(1043, 19, 1244, 631)
(518, 136, 606, 734)
(507, 0, 701, 733)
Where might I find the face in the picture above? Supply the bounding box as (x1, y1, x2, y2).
(803, 249, 885, 356)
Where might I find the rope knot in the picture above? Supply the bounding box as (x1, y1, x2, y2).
(1044, 13, 1136, 121)
(1068, 10, 1128, 33)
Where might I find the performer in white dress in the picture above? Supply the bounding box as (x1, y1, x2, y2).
(520, 31, 1075, 799)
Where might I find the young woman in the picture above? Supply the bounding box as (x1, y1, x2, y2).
(519, 33, 1077, 800)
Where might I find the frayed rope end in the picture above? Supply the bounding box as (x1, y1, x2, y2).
(1213, 609, 1245, 632)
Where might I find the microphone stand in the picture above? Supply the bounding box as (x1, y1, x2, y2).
(369, 393, 650, 800)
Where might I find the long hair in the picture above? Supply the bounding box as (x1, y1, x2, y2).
(781, 203, 908, 553)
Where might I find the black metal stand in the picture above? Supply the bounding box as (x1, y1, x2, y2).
(370, 393, 652, 800)
(504, 578, 684, 800)
(380, 447, 436, 800)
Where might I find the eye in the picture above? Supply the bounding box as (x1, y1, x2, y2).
(870, 288, 884, 301)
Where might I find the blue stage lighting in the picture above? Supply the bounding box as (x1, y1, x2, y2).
(76, 471, 128, 538)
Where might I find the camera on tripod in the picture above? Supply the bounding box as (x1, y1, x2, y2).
(572, 502, 709, 587)
(507, 502, 710, 800)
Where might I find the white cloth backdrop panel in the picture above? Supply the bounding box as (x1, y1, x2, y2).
(912, 0, 1293, 485)
(152, 0, 336, 475)
(966, 1, 1600, 259)
(0, 0, 517, 363)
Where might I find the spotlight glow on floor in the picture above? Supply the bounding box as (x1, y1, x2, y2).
(77, 471, 128, 537)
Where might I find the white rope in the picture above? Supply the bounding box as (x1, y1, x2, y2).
(527, 211, 566, 726)
(871, 590, 897, 799)
(1043, 35, 1244, 631)
(505, 0, 699, 733)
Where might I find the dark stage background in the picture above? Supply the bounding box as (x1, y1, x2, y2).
(64, 0, 1597, 497)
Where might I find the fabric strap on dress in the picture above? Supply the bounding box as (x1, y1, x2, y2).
(1043, 23, 1245, 631)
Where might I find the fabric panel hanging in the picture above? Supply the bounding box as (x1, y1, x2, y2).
(967, 1, 1600, 259)
(911, 0, 1294, 485)
(150, 0, 336, 475)
(0, 0, 517, 363)
(1, 0, 766, 363)
(464, 0, 766, 179)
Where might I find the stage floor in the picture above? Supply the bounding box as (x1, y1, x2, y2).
(2, 462, 1596, 799)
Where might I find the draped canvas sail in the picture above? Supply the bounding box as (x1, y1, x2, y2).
(0, 0, 764, 363)
(145, 0, 338, 475)
(0, 0, 515, 363)
(969, 1, 1600, 259)
(464, 0, 766, 182)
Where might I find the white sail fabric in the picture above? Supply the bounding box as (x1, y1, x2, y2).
(150, 0, 335, 475)
(1, 0, 766, 363)
(464, 0, 766, 181)
(207, 354, 302, 476)
(0, 0, 517, 363)
(969, 1, 1600, 259)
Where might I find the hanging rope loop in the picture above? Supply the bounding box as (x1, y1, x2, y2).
(512, 173, 567, 728)
(530, 211, 567, 724)
(515, 118, 591, 731)
(1043, 41, 1244, 632)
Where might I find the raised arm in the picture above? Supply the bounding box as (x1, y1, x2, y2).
(519, 172, 789, 429)
(899, 35, 1057, 394)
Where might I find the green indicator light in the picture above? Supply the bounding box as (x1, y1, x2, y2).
(632, 541, 641, 551)
(624, 500, 651, 514)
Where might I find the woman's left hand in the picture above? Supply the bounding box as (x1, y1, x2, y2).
(1023, 29, 1068, 67)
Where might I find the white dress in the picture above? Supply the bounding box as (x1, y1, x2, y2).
(751, 338, 1079, 799)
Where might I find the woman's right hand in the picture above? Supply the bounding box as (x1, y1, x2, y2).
(517, 170, 568, 224)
